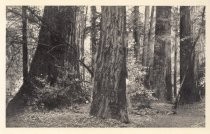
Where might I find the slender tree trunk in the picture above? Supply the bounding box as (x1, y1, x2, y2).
(22, 6, 28, 83)
(7, 6, 81, 115)
(82, 7, 88, 81)
(173, 13, 178, 99)
(147, 6, 155, 89)
(90, 6, 97, 77)
(76, 7, 87, 81)
(147, 6, 155, 67)
(165, 33, 172, 101)
(142, 6, 150, 66)
(152, 6, 172, 101)
(133, 6, 140, 62)
(90, 6, 129, 123)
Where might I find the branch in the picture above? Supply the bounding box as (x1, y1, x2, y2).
(6, 48, 22, 73)
(7, 8, 41, 25)
(79, 60, 93, 77)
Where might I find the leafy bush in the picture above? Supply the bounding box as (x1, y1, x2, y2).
(31, 73, 90, 110)
(127, 51, 157, 109)
(129, 89, 157, 109)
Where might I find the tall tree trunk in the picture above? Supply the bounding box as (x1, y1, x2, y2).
(179, 6, 194, 104)
(90, 6, 129, 123)
(192, 6, 205, 100)
(147, 6, 155, 67)
(133, 6, 140, 62)
(142, 6, 150, 66)
(173, 8, 179, 100)
(90, 6, 97, 77)
(22, 6, 28, 83)
(152, 6, 172, 102)
(7, 6, 81, 115)
(179, 6, 204, 104)
(76, 7, 87, 81)
(147, 6, 155, 89)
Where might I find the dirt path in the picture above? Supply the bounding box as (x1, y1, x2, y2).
(6, 102, 205, 127)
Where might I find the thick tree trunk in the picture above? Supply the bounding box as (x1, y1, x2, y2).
(7, 6, 81, 115)
(142, 6, 150, 66)
(133, 6, 140, 62)
(179, 6, 204, 104)
(192, 6, 205, 99)
(90, 6, 129, 123)
(22, 6, 28, 83)
(152, 6, 172, 102)
(179, 6, 195, 103)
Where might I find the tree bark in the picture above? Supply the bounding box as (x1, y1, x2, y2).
(179, 6, 195, 104)
(76, 7, 87, 81)
(147, 6, 155, 67)
(142, 6, 150, 66)
(22, 6, 28, 83)
(133, 6, 140, 62)
(152, 6, 172, 102)
(22, 6, 28, 82)
(173, 7, 179, 100)
(147, 6, 155, 89)
(90, 6, 97, 76)
(7, 6, 81, 115)
(179, 6, 204, 104)
(192, 6, 205, 99)
(90, 6, 129, 123)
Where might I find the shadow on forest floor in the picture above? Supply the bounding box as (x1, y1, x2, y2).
(6, 101, 205, 127)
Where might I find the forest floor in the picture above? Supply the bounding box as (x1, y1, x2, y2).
(6, 101, 205, 127)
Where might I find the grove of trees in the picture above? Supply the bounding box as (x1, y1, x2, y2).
(6, 6, 205, 123)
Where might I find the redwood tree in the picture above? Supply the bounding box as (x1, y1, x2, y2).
(179, 6, 205, 103)
(152, 6, 172, 101)
(90, 6, 97, 75)
(76, 6, 87, 80)
(7, 6, 82, 115)
(90, 6, 129, 123)
(22, 6, 28, 83)
(142, 6, 150, 66)
(147, 6, 155, 67)
(147, 6, 155, 89)
(133, 6, 140, 61)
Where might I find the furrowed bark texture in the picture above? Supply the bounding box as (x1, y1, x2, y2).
(90, 6, 129, 123)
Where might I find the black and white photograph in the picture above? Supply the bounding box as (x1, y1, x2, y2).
(5, 4, 206, 128)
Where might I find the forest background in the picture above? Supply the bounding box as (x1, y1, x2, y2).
(1, 0, 210, 132)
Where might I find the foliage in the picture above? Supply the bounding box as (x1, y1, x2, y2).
(6, 6, 41, 100)
(127, 46, 157, 109)
(197, 63, 205, 97)
(31, 73, 90, 110)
